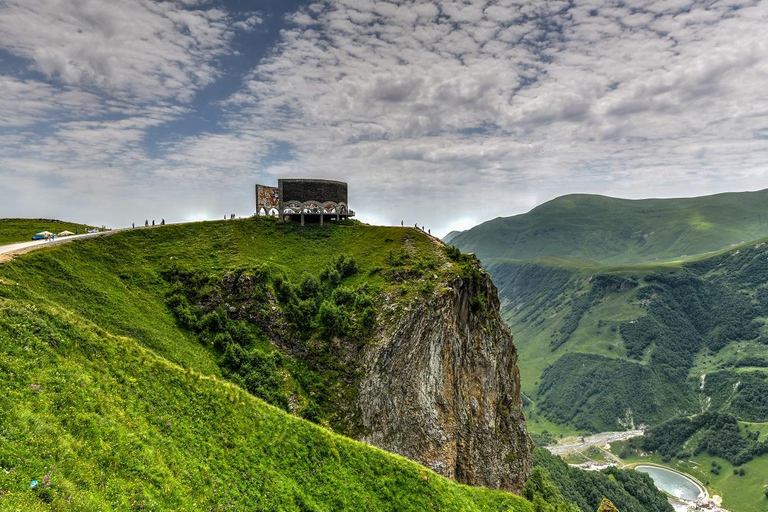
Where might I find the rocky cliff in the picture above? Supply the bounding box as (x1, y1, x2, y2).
(170, 237, 532, 493)
(360, 260, 532, 492)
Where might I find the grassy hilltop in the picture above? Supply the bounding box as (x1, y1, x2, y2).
(0, 219, 97, 245)
(0, 218, 535, 511)
(450, 189, 768, 265)
(0, 218, 673, 512)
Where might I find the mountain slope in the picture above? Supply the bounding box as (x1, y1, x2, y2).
(484, 237, 768, 434)
(0, 218, 536, 509)
(450, 189, 768, 264)
(0, 292, 532, 511)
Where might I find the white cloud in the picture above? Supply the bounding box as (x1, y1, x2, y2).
(2, 0, 768, 236)
(0, 0, 239, 103)
(217, 0, 768, 235)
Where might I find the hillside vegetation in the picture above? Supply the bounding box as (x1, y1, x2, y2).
(450, 189, 768, 264)
(0, 218, 97, 245)
(0, 218, 540, 510)
(490, 238, 768, 433)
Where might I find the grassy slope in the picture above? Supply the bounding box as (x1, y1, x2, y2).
(0, 219, 533, 511)
(0, 219, 97, 245)
(611, 423, 768, 512)
(0, 219, 438, 375)
(0, 298, 529, 511)
(450, 189, 768, 264)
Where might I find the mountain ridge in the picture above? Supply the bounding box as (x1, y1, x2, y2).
(450, 188, 768, 264)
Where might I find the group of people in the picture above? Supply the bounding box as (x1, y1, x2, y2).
(401, 220, 431, 236)
(132, 219, 165, 229)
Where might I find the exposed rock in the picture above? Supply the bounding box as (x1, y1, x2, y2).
(359, 266, 533, 493)
(200, 257, 533, 493)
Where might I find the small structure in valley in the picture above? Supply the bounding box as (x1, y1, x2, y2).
(255, 179, 354, 225)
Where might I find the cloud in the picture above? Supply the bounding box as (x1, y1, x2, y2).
(218, 0, 768, 235)
(0, 76, 101, 127)
(0, 0, 236, 102)
(1, 0, 768, 236)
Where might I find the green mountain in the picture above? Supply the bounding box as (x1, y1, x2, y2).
(450, 189, 768, 264)
(486, 243, 768, 435)
(0, 218, 672, 511)
(449, 191, 768, 512)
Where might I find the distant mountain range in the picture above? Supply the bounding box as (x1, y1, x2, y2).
(449, 189, 768, 265)
(449, 189, 768, 434)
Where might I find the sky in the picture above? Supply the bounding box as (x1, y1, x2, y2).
(1, 0, 767, 237)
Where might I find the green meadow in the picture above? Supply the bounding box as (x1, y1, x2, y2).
(0, 218, 535, 511)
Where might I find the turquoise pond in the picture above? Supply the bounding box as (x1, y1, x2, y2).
(635, 465, 704, 500)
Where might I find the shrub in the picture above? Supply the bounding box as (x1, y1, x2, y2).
(334, 255, 358, 278)
(317, 301, 348, 339)
(331, 287, 355, 306)
(298, 274, 321, 299)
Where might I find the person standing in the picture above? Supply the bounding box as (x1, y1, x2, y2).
(132, 222, 135, 229)
(145, 220, 148, 227)
(152, 220, 155, 226)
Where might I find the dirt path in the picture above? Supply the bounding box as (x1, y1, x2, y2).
(546, 429, 644, 456)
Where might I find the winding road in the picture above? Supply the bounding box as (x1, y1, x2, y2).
(0, 229, 125, 263)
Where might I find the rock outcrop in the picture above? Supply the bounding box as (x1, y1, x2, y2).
(200, 251, 533, 493)
(359, 262, 532, 493)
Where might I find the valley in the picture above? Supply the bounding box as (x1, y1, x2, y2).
(450, 190, 768, 512)
(0, 217, 673, 511)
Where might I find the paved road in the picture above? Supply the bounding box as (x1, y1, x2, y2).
(0, 230, 124, 260)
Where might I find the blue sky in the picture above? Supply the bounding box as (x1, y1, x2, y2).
(1, 0, 768, 236)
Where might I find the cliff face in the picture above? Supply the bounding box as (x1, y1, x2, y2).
(191, 248, 532, 493)
(359, 262, 533, 493)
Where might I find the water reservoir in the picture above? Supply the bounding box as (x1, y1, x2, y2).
(635, 465, 704, 500)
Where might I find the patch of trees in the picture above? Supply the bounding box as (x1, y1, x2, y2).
(643, 412, 768, 466)
(703, 371, 768, 422)
(734, 356, 768, 368)
(537, 353, 686, 432)
(619, 269, 761, 374)
(551, 275, 637, 351)
(162, 256, 376, 432)
(527, 448, 673, 512)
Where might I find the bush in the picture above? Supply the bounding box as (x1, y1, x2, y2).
(334, 255, 358, 278)
(317, 301, 348, 339)
(298, 274, 321, 299)
(331, 287, 355, 306)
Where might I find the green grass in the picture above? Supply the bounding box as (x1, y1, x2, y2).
(0, 218, 538, 510)
(0, 219, 96, 245)
(0, 218, 534, 511)
(0, 219, 440, 374)
(0, 297, 531, 511)
(450, 189, 768, 265)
